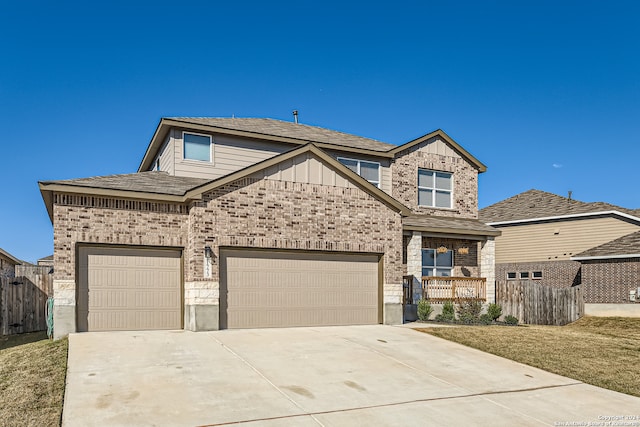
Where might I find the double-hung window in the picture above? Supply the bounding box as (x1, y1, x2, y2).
(422, 248, 453, 277)
(338, 157, 380, 187)
(418, 169, 452, 208)
(183, 132, 212, 162)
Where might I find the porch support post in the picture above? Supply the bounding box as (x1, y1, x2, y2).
(480, 237, 496, 303)
(407, 231, 422, 301)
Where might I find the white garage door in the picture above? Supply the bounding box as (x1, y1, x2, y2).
(77, 246, 182, 332)
(220, 249, 380, 329)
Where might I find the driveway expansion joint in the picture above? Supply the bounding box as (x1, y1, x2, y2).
(197, 382, 584, 427)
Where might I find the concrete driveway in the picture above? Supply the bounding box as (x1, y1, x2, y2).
(63, 325, 640, 426)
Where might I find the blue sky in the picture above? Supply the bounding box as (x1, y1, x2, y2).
(1, 1, 639, 262)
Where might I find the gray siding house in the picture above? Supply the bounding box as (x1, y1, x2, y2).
(40, 117, 499, 338)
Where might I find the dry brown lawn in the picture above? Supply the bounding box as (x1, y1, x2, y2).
(417, 316, 640, 397)
(0, 332, 68, 426)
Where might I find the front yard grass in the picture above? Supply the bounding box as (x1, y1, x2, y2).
(417, 316, 640, 397)
(0, 332, 68, 426)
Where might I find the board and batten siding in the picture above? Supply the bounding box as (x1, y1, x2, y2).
(422, 137, 462, 158)
(494, 217, 640, 263)
(171, 129, 292, 180)
(254, 152, 356, 188)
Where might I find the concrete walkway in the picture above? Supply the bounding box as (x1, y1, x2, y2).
(63, 325, 640, 426)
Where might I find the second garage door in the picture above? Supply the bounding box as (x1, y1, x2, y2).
(77, 246, 182, 332)
(220, 249, 381, 329)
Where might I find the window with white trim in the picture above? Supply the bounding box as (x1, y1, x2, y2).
(507, 272, 517, 280)
(183, 132, 212, 162)
(520, 272, 529, 279)
(337, 157, 381, 187)
(418, 169, 452, 208)
(532, 271, 543, 279)
(422, 248, 453, 277)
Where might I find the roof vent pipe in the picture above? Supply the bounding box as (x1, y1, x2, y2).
(293, 110, 299, 124)
(568, 190, 572, 200)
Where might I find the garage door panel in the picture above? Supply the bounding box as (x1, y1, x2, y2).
(78, 247, 182, 332)
(222, 250, 380, 329)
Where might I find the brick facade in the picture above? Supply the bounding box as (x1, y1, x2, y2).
(52, 193, 188, 281)
(191, 176, 403, 290)
(51, 175, 404, 335)
(392, 137, 478, 219)
(581, 258, 640, 303)
(496, 260, 581, 289)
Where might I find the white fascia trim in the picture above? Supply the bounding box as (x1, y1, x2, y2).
(571, 253, 640, 261)
(487, 210, 640, 226)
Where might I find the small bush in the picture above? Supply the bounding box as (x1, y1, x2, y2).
(504, 315, 519, 325)
(435, 301, 456, 322)
(479, 313, 493, 325)
(457, 300, 482, 324)
(417, 299, 434, 321)
(487, 303, 502, 321)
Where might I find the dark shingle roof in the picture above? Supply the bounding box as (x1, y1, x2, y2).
(168, 117, 396, 152)
(41, 171, 210, 196)
(574, 231, 640, 259)
(403, 215, 501, 236)
(479, 189, 639, 223)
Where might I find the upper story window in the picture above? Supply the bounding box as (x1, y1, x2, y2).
(418, 169, 452, 208)
(337, 157, 380, 187)
(183, 132, 212, 162)
(422, 248, 453, 277)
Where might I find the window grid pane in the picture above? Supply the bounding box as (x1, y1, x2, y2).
(418, 170, 434, 187)
(338, 158, 358, 173)
(435, 191, 451, 208)
(418, 189, 432, 206)
(359, 161, 379, 182)
(435, 251, 453, 267)
(435, 172, 452, 190)
(422, 249, 435, 267)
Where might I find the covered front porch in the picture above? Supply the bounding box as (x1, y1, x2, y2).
(401, 214, 500, 321)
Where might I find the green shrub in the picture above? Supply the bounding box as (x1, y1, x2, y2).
(504, 315, 519, 325)
(435, 301, 456, 322)
(417, 299, 434, 321)
(479, 313, 493, 325)
(457, 300, 482, 324)
(487, 303, 502, 321)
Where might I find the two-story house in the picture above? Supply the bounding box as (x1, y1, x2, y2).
(39, 117, 499, 338)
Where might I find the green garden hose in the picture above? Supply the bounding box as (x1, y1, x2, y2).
(45, 297, 54, 339)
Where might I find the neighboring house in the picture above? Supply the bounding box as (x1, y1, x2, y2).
(37, 255, 54, 266)
(480, 189, 640, 316)
(0, 247, 21, 279)
(39, 117, 499, 338)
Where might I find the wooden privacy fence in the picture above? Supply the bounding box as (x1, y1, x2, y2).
(0, 274, 53, 335)
(496, 280, 584, 325)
